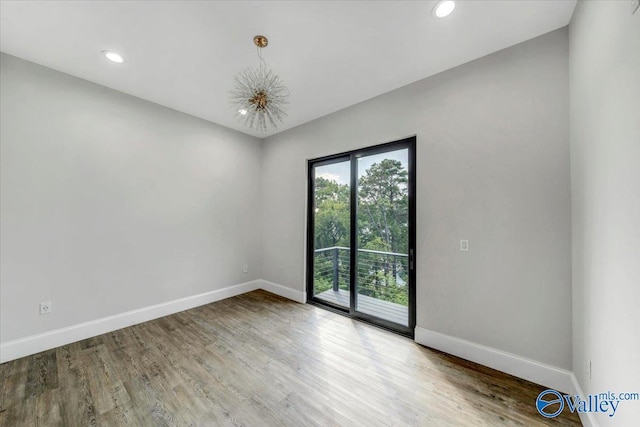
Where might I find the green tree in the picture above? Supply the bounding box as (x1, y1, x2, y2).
(358, 159, 408, 254)
(313, 177, 350, 248)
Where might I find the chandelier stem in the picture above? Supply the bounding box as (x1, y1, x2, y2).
(257, 46, 267, 72)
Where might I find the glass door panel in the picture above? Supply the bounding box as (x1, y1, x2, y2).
(356, 149, 409, 326)
(311, 159, 351, 308)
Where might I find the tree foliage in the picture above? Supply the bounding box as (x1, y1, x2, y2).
(358, 159, 408, 254)
(313, 177, 350, 248)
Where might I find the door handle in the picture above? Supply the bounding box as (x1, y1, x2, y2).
(409, 249, 415, 270)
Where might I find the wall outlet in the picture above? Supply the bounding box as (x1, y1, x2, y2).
(242, 263, 249, 273)
(460, 239, 469, 251)
(40, 301, 52, 315)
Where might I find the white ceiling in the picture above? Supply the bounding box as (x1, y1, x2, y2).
(0, 1, 576, 138)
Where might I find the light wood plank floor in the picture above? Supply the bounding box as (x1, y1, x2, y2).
(0, 290, 581, 426)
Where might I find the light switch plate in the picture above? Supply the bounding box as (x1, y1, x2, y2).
(460, 239, 469, 251)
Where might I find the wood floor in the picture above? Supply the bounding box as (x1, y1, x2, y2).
(0, 290, 581, 426)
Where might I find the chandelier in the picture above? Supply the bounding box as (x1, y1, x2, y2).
(230, 35, 289, 132)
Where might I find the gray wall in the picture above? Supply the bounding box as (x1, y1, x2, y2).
(0, 54, 262, 343)
(261, 29, 571, 369)
(570, 2, 640, 426)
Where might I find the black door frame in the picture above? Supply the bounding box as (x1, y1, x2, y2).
(306, 136, 416, 338)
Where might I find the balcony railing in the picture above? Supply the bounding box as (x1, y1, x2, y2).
(313, 246, 409, 307)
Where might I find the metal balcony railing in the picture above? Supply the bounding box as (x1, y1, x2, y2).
(313, 246, 409, 306)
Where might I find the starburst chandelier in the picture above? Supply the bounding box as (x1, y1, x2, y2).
(230, 35, 289, 132)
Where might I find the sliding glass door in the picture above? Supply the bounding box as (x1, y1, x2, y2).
(307, 137, 415, 336)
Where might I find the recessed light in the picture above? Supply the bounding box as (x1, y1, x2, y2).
(102, 50, 124, 63)
(433, 0, 456, 18)
(238, 109, 248, 115)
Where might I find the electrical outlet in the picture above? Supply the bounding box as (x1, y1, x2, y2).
(460, 239, 469, 251)
(40, 301, 52, 315)
(242, 264, 249, 273)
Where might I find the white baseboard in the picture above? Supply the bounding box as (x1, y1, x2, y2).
(570, 373, 599, 427)
(0, 280, 261, 364)
(414, 326, 575, 394)
(259, 280, 306, 304)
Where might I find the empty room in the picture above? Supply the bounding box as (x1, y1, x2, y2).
(0, 1, 638, 426)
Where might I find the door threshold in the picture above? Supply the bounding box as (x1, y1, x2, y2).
(307, 299, 414, 339)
